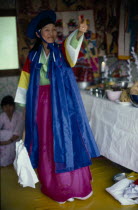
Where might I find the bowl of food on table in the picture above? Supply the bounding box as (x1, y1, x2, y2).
(118, 88, 132, 105)
(106, 87, 122, 101)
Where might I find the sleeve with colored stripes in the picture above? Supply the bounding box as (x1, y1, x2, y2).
(14, 57, 31, 105)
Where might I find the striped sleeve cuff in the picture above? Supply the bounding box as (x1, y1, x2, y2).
(14, 87, 27, 105)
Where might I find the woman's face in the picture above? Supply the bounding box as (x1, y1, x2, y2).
(40, 24, 57, 43)
(2, 104, 15, 117)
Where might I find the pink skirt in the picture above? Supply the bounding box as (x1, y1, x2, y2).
(37, 85, 92, 202)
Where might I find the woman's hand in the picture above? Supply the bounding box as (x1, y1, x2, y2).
(0, 139, 12, 146)
(77, 15, 88, 40)
(0, 135, 19, 146)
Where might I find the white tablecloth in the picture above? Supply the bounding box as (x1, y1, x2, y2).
(81, 91, 138, 172)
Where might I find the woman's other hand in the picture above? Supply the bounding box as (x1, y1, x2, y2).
(77, 15, 88, 40)
(22, 130, 25, 141)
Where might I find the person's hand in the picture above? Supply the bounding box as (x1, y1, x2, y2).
(0, 139, 12, 146)
(22, 129, 25, 141)
(0, 135, 19, 146)
(78, 15, 88, 33)
(76, 15, 88, 40)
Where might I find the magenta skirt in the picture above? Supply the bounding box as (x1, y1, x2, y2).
(37, 85, 92, 202)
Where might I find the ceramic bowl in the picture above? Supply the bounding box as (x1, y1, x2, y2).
(130, 94, 138, 107)
(106, 89, 122, 101)
(130, 94, 138, 103)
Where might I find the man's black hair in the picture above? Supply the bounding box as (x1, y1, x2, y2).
(1, 95, 15, 108)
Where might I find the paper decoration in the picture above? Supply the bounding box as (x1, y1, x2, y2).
(106, 0, 118, 55)
(127, 59, 132, 82)
(131, 47, 138, 73)
(118, 1, 131, 60)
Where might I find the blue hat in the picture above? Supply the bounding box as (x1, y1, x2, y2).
(27, 10, 56, 39)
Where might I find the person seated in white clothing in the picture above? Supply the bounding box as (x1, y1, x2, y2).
(0, 95, 24, 166)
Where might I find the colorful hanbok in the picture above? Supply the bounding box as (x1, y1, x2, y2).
(15, 29, 100, 202)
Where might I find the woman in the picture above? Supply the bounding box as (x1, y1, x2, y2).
(0, 95, 24, 166)
(15, 10, 100, 203)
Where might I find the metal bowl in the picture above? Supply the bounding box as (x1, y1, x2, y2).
(130, 94, 138, 108)
(89, 87, 105, 98)
(113, 173, 126, 182)
(77, 82, 94, 89)
(117, 81, 129, 89)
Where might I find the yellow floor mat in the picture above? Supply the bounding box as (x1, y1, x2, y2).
(0, 157, 138, 210)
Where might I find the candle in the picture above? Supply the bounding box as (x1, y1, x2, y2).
(101, 61, 105, 72)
